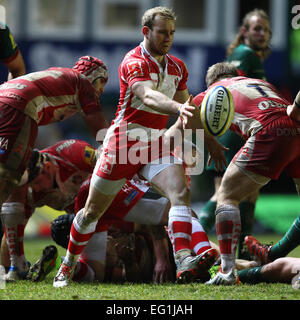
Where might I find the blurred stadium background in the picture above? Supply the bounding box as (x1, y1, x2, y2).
(0, 0, 299, 237)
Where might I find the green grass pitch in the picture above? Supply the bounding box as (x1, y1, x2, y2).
(1, 234, 300, 301)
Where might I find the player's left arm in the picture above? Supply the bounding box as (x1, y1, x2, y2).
(149, 225, 174, 283)
(82, 110, 109, 142)
(204, 135, 229, 171)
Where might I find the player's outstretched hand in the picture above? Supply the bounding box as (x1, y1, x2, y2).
(178, 95, 196, 129)
(152, 258, 174, 284)
(205, 134, 229, 172)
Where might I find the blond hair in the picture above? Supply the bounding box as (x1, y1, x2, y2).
(205, 62, 239, 87)
(226, 8, 271, 60)
(142, 6, 176, 29)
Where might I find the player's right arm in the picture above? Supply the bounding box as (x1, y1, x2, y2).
(150, 226, 174, 284)
(121, 54, 194, 118)
(82, 110, 109, 140)
(131, 80, 194, 118)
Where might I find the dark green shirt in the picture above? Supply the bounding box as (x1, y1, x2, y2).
(0, 23, 19, 62)
(227, 44, 266, 80)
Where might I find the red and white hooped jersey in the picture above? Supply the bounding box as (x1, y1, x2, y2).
(104, 41, 188, 147)
(74, 174, 150, 233)
(193, 76, 290, 139)
(0, 67, 102, 125)
(25, 139, 96, 216)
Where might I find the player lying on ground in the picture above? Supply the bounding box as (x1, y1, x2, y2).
(50, 151, 218, 283)
(32, 207, 257, 284)
(29, 214, 175, 284)
(49, 209, 176, 284)
(0, 139, 172, 282)
(240, 214, 300, 288)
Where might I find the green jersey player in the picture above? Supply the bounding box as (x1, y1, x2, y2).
(0, 23, 26, 80)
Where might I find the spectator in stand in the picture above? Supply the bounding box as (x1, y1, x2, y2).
(0, 23, 26, 80)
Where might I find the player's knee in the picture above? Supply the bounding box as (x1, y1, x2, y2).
(216, 188, 228, 205)
(272, 258, 286, 270)
(0, 180, 16, 205)
(168, 184, 191, 205)
(84, 193, 116, 222)
(84, 207, 101, 223)
(1, 202, 25, 227)
(84, 202, 105, 222)
(217, 184, 239, 207)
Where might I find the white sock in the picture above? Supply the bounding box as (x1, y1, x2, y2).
(167, 205, 192, 258)
(215, 204, 241, 273)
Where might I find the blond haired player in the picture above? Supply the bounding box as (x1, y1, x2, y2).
(53, 6, 227, 287)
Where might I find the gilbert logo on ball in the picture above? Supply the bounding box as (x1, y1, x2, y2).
(200, 85, 234, 136)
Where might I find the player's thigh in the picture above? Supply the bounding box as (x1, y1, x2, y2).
(218, 161, 262, 205)
(0, 180, 17, 205)
(149, 164, 190, 204)
(0, 107, 37, 185)
(235, 121, 300, 180)
(124, 196, 170, 225)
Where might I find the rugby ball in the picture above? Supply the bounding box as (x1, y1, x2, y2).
(200, 85, 234, 136)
